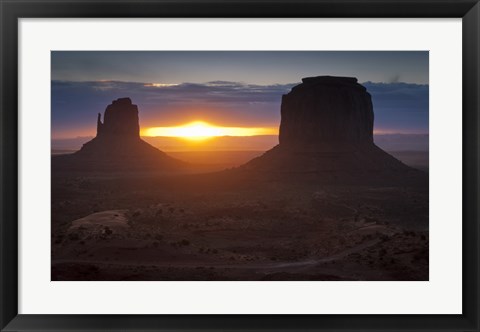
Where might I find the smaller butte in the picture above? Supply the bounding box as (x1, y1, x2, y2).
(52, 98, 186, 172)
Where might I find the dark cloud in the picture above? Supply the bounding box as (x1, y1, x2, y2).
(51, 80, 295, 137)
(363, 82, 429, 133)
(52, 80, 428, 138)
(52, 51, 429, 84)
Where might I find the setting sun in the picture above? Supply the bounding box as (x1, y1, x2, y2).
(143, 121, 278, 140)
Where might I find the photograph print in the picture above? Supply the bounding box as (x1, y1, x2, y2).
(51, 51, 429, 281)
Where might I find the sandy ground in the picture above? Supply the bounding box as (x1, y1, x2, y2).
(51, 163, 428, 281)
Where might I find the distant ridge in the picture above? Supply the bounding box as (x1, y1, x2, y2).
(51, 133, 429, 153)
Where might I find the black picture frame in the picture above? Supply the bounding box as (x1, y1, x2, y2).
(1, 1, 479, 331)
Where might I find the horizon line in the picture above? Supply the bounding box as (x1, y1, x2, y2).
(51, 132, 430, 140)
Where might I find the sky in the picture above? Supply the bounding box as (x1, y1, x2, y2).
(51, 51, 429, 140)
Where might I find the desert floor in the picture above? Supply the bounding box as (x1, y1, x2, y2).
(51, 150, 428, 281)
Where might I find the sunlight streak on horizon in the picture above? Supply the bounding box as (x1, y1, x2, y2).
(142, 121, 278, 140)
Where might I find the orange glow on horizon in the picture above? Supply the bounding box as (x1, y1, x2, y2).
(142, 121, 278, 140)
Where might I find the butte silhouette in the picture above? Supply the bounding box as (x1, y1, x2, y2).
(52, 98, 185, 171)
(239, 76, 424, 183)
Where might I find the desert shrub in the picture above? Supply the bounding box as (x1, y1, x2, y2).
(132, 210, 141, 217)
(68, 233, 79, 241)
(154, 234, 163, 241)
(104, 227, 113, 235)
(153, 241, 159, 248)
(87, 265, 99, 273)
(181, 239, 190, 246)
(364, 216, 378, 223)
(354, 212, 360, 222)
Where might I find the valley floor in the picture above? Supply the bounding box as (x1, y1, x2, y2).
(51, 168, 428, 281)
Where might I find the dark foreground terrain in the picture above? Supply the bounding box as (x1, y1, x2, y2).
(51, 161, 428, 281)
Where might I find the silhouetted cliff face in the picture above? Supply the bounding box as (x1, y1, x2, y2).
(240, 76, 424, 184)
(78, 97, 146, 158)
(53, 98, 185, 172)
(97, 98, 140, 138)
(279, 76, 374, 148)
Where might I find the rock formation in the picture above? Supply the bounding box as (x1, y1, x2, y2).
(240, 76, 424, 183)
(279, 76, 374, 147)
(52, 98, 185, 171)
(96, 98, 140, 138)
